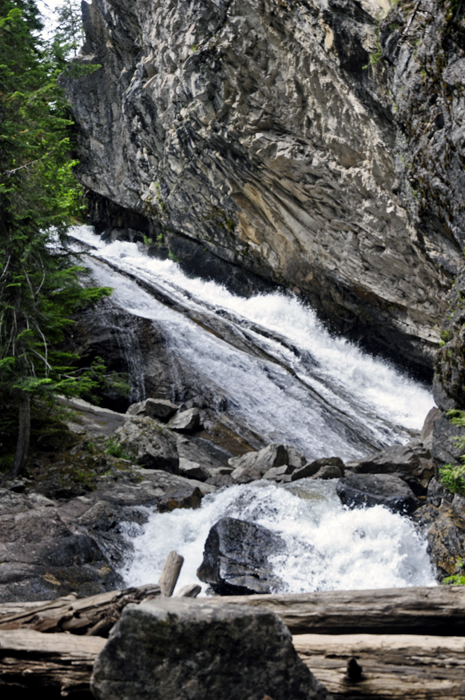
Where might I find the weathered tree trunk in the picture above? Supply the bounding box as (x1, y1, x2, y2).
(8, 389, 30, 480)
(0, 584, 160, 637)
(293, 633, 465, 699)
(2, 630, 465, 699)
(0, 629, 105, 697)
(207, 585, 465, 635)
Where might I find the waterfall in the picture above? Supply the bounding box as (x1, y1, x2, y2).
(68, 225, 436, 593)
(69, 225, 433, 461)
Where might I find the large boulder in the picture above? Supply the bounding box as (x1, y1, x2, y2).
(229, 444, 305, 484)
(168, 407, 202, 433)
(91, 598, 330, 700)
(127, 398, 179, 422)
(345, 439, 434, 493)
(113, 416, 179, 473)
(197, 517, 285, 595)
(336, 473, 420, 515)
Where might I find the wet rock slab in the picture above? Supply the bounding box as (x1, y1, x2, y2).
(197, 517, 286, 595)
(91, 597, 330, 700)
(336, 473, 420, 515)
(0, 470, 214, 603)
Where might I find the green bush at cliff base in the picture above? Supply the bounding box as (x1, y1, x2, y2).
(104, 437, 129, 460)
(439, 462, 465, 496)
(438, 409, 465, 496)
(443, 559, 465, 585)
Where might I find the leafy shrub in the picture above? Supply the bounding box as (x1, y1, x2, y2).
(439, 463, 465, 496)
(443, 559, 465, 585)
(104, 437, 130, 460)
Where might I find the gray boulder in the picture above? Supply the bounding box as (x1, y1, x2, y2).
(197, 517, 285, 595)
(168, 407, 202, 432)
(291, 457, 344, 482)
(178, 458, 209, 482)
(336, 474, 420, 515)
(345, 439, 434, 489)
(91, 598, 330, 700)
(229, 444, 305, 484)
(127, 398, 179, 422)
(113, 416, 179, 473)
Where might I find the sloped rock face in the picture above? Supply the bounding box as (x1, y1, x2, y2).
(65, 0, 460, 373)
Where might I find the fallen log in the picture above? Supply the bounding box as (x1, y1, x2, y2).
(208, 585, 465, 635)
(2, 628, 465, 699)
(0, 584, 160, 637)
(0, 629, 105, 697)
(293, 633, 465, 699)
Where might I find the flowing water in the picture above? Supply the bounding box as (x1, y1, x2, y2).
(69, 225, 437, 592)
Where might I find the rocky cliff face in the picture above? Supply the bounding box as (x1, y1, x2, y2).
(65, 0, 465, 373)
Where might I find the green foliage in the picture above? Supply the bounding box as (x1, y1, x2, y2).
(443, 559, 465, 585)
(52, 0, 84, 63)
(439, 462, 465, 496)
(104, 437, 129, 460)
(0, 0, 111, 477)
(438, 410, 465, 496)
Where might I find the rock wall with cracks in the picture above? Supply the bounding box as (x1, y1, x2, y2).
(65, 0, 462, 374)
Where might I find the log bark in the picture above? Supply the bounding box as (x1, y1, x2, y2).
(158, 551, 184, 597)
(2, 629, 465, 699)
(0, 629, 105, 696)
(0, 584, 160, 637)
(293, 633, 465, 699)
(208, 585, 465, 635)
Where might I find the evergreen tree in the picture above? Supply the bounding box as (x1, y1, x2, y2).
(0, 0, 110, 479)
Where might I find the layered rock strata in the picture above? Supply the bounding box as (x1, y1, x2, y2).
(64, 0, 463, 373)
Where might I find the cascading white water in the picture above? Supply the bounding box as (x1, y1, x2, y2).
(69, 225, 433, 459)
(119, 480, 436, 593)
(68, 225, 437, 592)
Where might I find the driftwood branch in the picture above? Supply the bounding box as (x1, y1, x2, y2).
(0, 584, 160, 637)
(158, 551, 184, 597)
(208, 585, 465, 635)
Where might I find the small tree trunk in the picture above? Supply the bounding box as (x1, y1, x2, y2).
(8, 390, 31, 480)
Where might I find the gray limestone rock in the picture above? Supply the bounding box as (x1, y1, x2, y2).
(127, 398, 179, 421)
(346, 440, 434, 490)
(311, 464, 344, 480)
(178, 458, 209, 482)
(113, 416, 179, 473)
(262, 464, 297, 481)
(197, 517, 286, 595)
(63, 0, 460, 373)
(336, 473, 420, 514)
(291, 457, 344, 482)
(91, 598, 331, 700)
(229, 443, 304, 484)
(168, 407, 202, 432)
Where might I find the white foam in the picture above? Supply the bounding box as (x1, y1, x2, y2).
(69, 225, 433, 446)
(119, 480, 436, 594)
